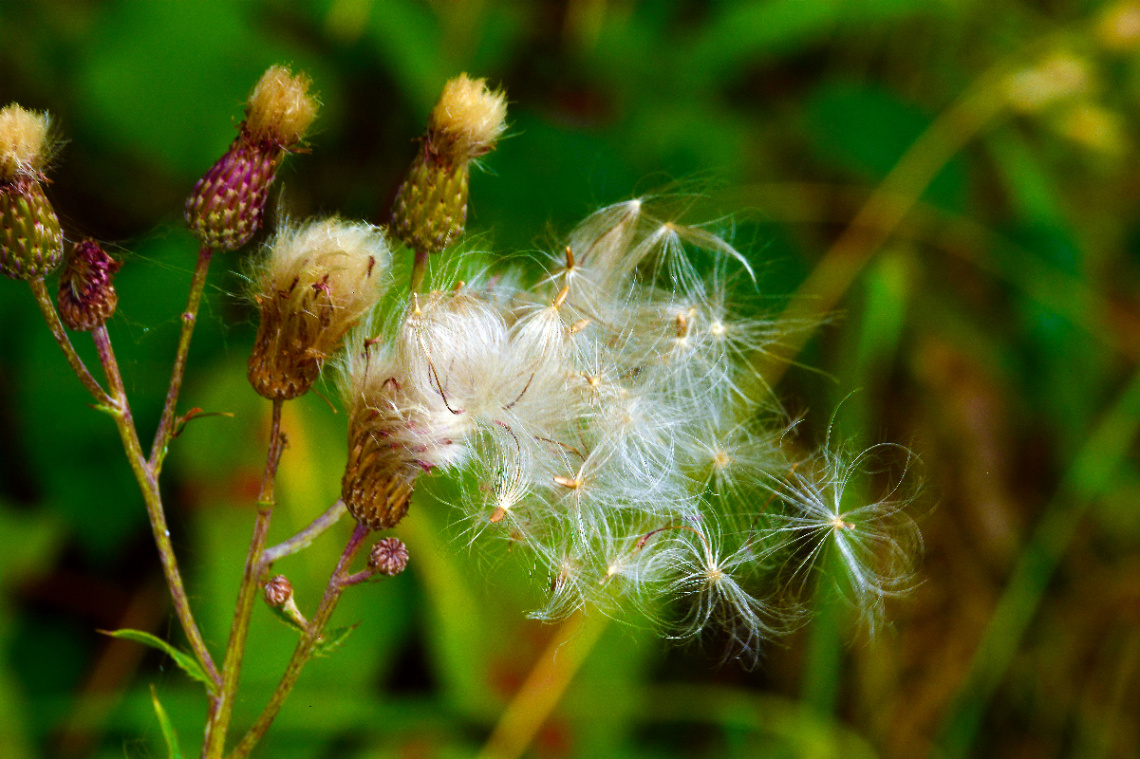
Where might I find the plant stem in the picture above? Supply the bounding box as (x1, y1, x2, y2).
(261, 500, 347, 569)
(150, 245, 213, 474)
(91, 325, 221, 690)
(204, 399, 286, 759)
(27, 277, 112, 407)
(409, 249, 429, 293)
(227, 522, 371, 759)
(476, 610, 609, 759)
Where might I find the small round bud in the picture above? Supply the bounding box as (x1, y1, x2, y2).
(58, 240, 121, 331)
(264, 575, 293, 607)
(186, 66, 318, 251)
(0, 104, 62, 280)
(248, 218, 392, 400)
(368, 537, 409, 576)
(390, 74, 507, 255)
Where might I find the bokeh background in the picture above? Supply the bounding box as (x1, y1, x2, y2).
(3, 1, 1140, 757)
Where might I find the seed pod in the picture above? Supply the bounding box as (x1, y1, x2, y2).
(368, 537, 409, 576)
(58, 240, 120, 331)
(341, 399, 419, 531)
(0, 104, 62, 280)
(390, 73, 506, 255)
(186, 66, 317, 251)
(264, 575, 294, 607)
(247, 218, 391, 400)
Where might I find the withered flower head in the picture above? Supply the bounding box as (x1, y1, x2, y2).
(58, 240, 121, 331)
(248, 217, 392, 401)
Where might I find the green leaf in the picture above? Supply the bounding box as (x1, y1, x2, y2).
(99, 629, 216, 695)
(314, 624, 359, 658)
(149, 685, 183, 759)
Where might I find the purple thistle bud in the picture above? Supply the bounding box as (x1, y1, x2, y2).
(58, 240, 120, 331)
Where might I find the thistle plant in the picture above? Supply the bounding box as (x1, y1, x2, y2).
(3, 64, 921, 759)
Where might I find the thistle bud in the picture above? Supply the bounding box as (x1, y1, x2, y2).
(186, 65, 318, 251)
(248, 218, 392, 400)
(390, 73, 507, 255)
(0, 104, 63, 280)
(57, 240, 121, 331)
(264, 574, 294, 607)
(368, 537, 409, 576)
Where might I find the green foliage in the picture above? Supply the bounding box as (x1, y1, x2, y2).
(100, 630, 216, 696)
(3, 0, 1140, 758)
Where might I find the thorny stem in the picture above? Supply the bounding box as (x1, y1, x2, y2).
(90, 326, 221, 691)
(150, 245, 213, 474)
(260, 500, 348, 570)
(409, 248, 429, 294)
(228, 522, 372, 759)
(205, 399, 286, 759)
(27, 277, 112, 407)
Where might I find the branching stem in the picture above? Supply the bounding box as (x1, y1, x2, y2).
(90, 326, 220, 691)
(227, 522, 372, 759)
(27, 277, 112, 406)
(151, 245, 213, 473)
(205, 399, 286, 759)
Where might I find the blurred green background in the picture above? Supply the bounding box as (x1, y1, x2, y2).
(3, 0, 1140, 757)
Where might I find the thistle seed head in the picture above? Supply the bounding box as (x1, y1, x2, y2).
(248, 217, 392, 400)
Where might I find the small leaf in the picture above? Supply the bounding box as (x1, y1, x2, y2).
(100, 629, 216, 695)
(173, 407, 234, 438)
(314, 624, 359, 658)
(149, 685, 183, 759)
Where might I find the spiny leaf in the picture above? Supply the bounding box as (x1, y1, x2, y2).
(149, 685, 183, 759)
(99, 629, 216, 695)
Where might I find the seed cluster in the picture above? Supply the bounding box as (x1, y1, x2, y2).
(341, 196, 921, 657)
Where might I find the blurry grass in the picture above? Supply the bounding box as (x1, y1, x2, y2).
(3, 1, 1140, 758)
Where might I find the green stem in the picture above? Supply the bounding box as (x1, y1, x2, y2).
(150, 245, 213, 474)
(205, 399, 286, 759)
(227, 522, 371, 759)
(260, 500, 347, 570)
(27, 277, 112, 407)
(409, 249, 429, 294)
(90, 325, 221, 690)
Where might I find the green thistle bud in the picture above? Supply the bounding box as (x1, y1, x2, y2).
(58, 240, 121, 331)
(391, 73, 507, 255)
(0, 104, 62, 280)
(186, 66, 318, 251)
